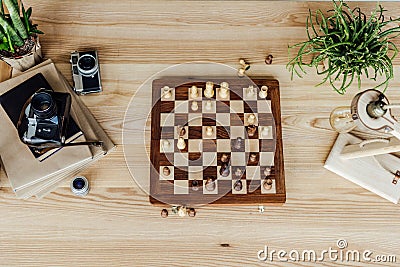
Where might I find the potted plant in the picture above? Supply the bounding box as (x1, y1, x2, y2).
(287, 0, 400, 95)
(0, 0, 43, 72)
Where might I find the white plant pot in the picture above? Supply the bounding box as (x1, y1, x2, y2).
(1, 37, 43, 72)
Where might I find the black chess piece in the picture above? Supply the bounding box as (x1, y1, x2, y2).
(191, 179, 199, 191)
(247, 125, 257, 137)
(233, 137, 243, 150)
(234, 180, 243, 191)
(219, 163, 230, 177)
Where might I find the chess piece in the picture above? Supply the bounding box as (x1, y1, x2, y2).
(234, 168, 243, 177)
(234, 180, 243, 191)
(162, 86, 172, 99)
(219, 82, 229, 98)
(162, 139, 171, 149)
(234, 137, 243, 150)
(205, 126, 213, 136)
(247, 125, 257, 137)
(237, 68, 246, 77)
(204, 81, 214, 98)
(261, 126, 269, 137)
(161, 209, 168, 218)
(178, 206, 187, 217)
(247, 114, 256, 125)
(219, 163, 230, 177)
(188, 208, 196, 217)
(249, 153, 257, 163)
(177, 137, 186, 150)
(205, 177, 216, 191)
(265, 54, 273, 65)
(263, 178, 273, 190)
(205, 100, 213, 111)
(177, 126, 186, 137)
(192, 179, 199, 191)
(220, 153, 229, 163)
(264, 167, 272, 176)
(246, 86, 255, 97)
(163, 166, 171, 176)
(191, 101, 199, 111)
(238, 59, 250, 77)
(259, 85, 268, 98)
(190, 85, 199, 98)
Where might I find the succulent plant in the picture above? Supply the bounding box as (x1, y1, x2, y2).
(0, 0, 42, 55)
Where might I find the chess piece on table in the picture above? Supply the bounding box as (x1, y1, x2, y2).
(261, 126, 269, 137)
(205, 177, 216, 191)
(233, 180, 243, 191)
(177, 137, 186, 150)
(264, 167, 271, 176)
(162, 139, 171, 150)
(234, 168, 243, 177)
(249, 153, 257, 163)
(205, 126, 213, 136)
(219, 82, 229, 99)
(205, 100, 213, 111)
(188, 208, 196, 217)
(191, 101, 199, 111)
(247, 114, 256, 125)
(233, 137, 243, 150)
(259, 85, 268, 98)
(219, 163, 230, 177)
(238, 59, 250, 77)
(161, 209, 169, 218)
(178, 206, 187, 217)
(163, 166, 171, 176)
(220, 153, 229, 163)
(246, 86, 255, 97)
(247, 125, 257, 137)
(263, 178, 273, 190)
(162, 86, 172, 99)
(190, 85, 199, 98)
(204, 81, 214, 98)
(191, 179, 199, 191)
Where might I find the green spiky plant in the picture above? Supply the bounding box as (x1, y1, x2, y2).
(0, 0, 42, 56)
(287, 0, 400, 95)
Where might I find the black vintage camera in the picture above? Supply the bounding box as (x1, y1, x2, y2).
(18, 88, 71, 148)
(70, 50, 102, 95)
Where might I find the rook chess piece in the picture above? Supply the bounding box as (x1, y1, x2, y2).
(247, 114, 256, 125)
(249, 153, 257, 163)
(190, 85, 199, 98)
(204, 81, 214, 98)
(177, 137, 186, 150)
(162, 86, 172, 99)
(191, 101, 199, 111)
(234, 180, 243, 191)
(205, 126, 213, 136)
(205, 177, 216, 191)
(220, 153, 229, 163)
(163, 166, 171, 176)
(205, 100, 213, 111)
(219, 163, 230, 177)
(247, 125, 257, 137)
(234, 137, 243, 150)
(259, 85, 268, 98)
(219, 82, 229, 98)
(263, 178, 273, 190)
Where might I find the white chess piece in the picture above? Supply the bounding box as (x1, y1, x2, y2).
(162, 139, 171, 149)
(205, 126, 213, 136)
(261, 126, 269, 137)
(204, 81, 214, 98)
(190, 85, 199, 98)
(259, 86, 268, 98)
(205, 100, 212, 111)
(177, 137, 186, 150)
(247, 114, 256, 125)
(219, 82, 229, 98)
(162, 86, 172, 99)
(246, 85, 255, 97)
(191, 101, 199, 111)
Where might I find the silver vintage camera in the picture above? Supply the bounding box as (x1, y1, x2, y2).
(70, 50, 102, 95)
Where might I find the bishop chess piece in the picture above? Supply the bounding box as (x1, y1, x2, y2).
(204, 81, 214, 98)
(205, 177, 216, 191)
(247, 125, 257, 137)
(233, 137, 243, 150)
(219, 82, 229, 99)
(219, 163, 230, 177)
(177, 137, 186, 150)
(190, 85, 199, 98)
(259, 85, 268, 98)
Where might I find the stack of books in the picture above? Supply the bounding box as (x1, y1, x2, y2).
(0, 60, 115, 199)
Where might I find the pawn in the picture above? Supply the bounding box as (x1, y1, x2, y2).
(163, 166, 171, 176)
(219, 163, 230, 177)
(259, 85, 268, 98)
(249, 153, 257, 163)
(220, 153, 229, 163)
(205, 177, 216, 191)
(263, 178, 273, 190)
(178, 206, 187, 217)
(234, 137, 243, 150)
(191, 101, 199, 111)
(205, 100, 213, 111)
(191, 179, 199, 191)
(264, 167, 272, 176)
(161, 209, 169, 218)
(177, 137, 186, 150)
(190, 85, 199, 98)
(234, 168, 243, 177)
(247, 114, 256, 125)
(247, 125, 257, 137)
(205, 126, 213, 136)
(234, 180, 243, 191)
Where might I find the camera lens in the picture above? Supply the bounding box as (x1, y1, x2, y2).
(71, 176, 89, 196)
(73, 178, 85, 190)
(31, 91, 56, 119)
(77, 54, 98, 76)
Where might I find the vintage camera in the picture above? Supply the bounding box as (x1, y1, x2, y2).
(18, 88, 71, 147)
(70, 50, 102, 95)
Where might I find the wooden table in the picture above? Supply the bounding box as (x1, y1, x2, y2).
(1, 1, 400, 266)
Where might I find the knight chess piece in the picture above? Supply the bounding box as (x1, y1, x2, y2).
(205, 100, 213, 111)
(259, 85, 268, 98)
(220, 153, 229, 163)
(234, 180, 243, 191)
(191, 101, 199, 111)
(234, 137, 243, 150)
(263, 178, 273, 190)
(246, 85, 255, 97)
(264, 167, 272, 176)
(247, 125, 257, 137)
(162, 86, 172, 99)
(177, 137, 186, 150)
(204, 81, 214, 98)
(247, 114, 256, 125)
(205, 177, 216, 191)
(190, 85, 199, 98)
(163, 166, 171, 176)
(219, 82, 229, 98)
(191, 179, 199, 191)
(205, 126, 213, 136)
(219, 163, 230, 177)
(249, 153, 257, 163)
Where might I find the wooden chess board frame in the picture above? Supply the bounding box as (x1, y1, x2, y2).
(149, 78, 285, 206)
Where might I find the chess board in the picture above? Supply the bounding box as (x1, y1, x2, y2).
(150, 78, 285, 206)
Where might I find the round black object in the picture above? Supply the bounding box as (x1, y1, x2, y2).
(72, 177, 86, 190)
(78, 55, 96, 71)
(31, 91, 56, 119)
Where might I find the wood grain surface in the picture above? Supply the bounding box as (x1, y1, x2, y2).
(1, 1, 400, 266)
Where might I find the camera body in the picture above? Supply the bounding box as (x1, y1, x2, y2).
(70, 50, 102, 95)
(19, 88, 71, 146)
